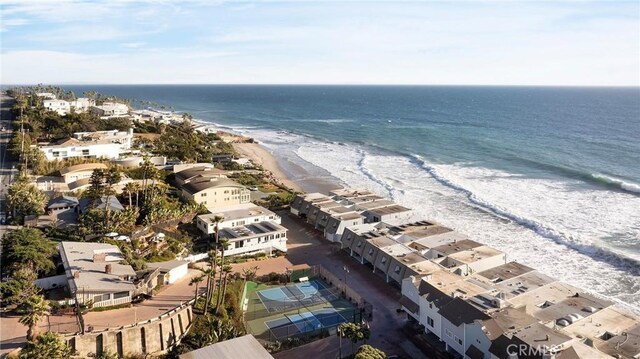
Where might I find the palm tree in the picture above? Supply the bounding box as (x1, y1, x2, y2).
(189, 274, 205, 304)
(122, 182, 137, 207)
(18, 294, 50, 341)
(214, 238, 230, 314)
(103, 168, 122, 230)
(218, 265, 233, 312)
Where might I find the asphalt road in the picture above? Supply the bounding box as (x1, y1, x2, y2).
(0, 93, 17, 217)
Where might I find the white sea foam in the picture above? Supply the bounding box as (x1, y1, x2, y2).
(226, 125, 640, 311)
(591, 173, 640, 194)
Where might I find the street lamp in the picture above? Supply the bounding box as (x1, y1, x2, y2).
(338, 326, 343, 359)
(285, 267, 292, 285)
(343, 266, 349, 298)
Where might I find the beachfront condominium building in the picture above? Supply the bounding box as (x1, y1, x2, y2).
(37, 129, 133, 161)
(196, 203, 280, 235)
(43, 99, 71, 115)
(58, 241, 136, 307)
(180, 177, 250, 210)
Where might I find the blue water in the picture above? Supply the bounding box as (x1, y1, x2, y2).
(61, 85, 640, 309)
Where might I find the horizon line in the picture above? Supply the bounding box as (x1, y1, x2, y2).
(3, 83, 639, 88)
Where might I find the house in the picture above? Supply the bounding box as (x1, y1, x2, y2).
(35, 92, 57, 99)
(217, 221, 288, 257)
(196, 203, 280, 235)
(433, 244, 507, 276)
(90, 102, 129, 118)
(175, 166, 228, 186)
(70, 97, 94, 112)
(59, 163, 108, 184)
(59, 241, 137, 307)
(113, 156, 167, 168)
(146, 260, 189, 285)
(489, 322, 574, 359)
(180, 178, 250, 210)
(78, 196, 125, 214)
(46, 195, 79, 213)
(43, 99, 71, 115)
(212, 154, 233, 163)
(179, 334, 274, 359)
(38, 129, 133, 161)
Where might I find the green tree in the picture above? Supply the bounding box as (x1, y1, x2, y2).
(18, 294, 50, 341)
(19, 331, 74, 359)
(7, 175, 48, 222)
(0, 269, 39, 306)
(218, 265, 233, 314)
(354, 345, 387, 359)
(1, 228, 56, 276)
(338, 322, 371, 354)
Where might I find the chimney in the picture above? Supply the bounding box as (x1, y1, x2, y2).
(93, 253, 106, 263)
(105, 264, 112, 274)
(73, 271, 80, 278)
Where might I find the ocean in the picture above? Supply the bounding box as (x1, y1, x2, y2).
(63, 85, 640, 310)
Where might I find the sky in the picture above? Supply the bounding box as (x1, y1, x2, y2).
(0, 0, 638, 86)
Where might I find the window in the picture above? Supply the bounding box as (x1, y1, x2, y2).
(380, 257, 387, 264)
(113, 291, 129, 299)
(427, 316, 434, 327)
(394, 265, 401, 274)
(600, 332, 615, 341)
(93, 293, 110, 303)
(82, 149, 90, 156)
(368, 249, 374, 255)
(455, 336, 462, 345)
(201, 193, 207, 197)
(429, 302, 433, 309)
(445, 329, 452, 338)
(53, 151, 60, 157)
(234, 241, 244, 249)
(357, 241, 362, 247)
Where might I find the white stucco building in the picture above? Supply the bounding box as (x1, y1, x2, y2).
(43, 99, 71, 115)
(38, 129, 133, 161)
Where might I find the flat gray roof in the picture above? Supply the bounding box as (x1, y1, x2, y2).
(59, 241, 136, 293)
(179, 334, 273, 359)
(200, 203, 275, 223)
(477, 261, 535, 282)
(366, 204, 412, 216)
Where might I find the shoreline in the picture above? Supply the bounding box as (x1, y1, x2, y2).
(233, 142, 303, 193)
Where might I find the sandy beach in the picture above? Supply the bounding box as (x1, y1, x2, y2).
(233, 142, 303, 192)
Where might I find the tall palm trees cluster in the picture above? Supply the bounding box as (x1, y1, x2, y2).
(190, 215, 234, 317)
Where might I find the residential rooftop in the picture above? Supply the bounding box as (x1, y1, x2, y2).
(430, 238, 483, 256)
(366, 204, 412, 216)
(447, 245, 505, 264)
(477, 261, 535, 283)
(181, 177, 245, 195)
(407, 231, 469, 251)
(218, 221, 286, 241)
(492, 270, 557, 300)
(59, 241, 136, 293)
(200, 203, 276, 223)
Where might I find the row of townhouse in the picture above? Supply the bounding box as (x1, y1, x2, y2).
(340, 218, 639, 358)
(290, 189, 413, 242)
(290, 189, 639, 359)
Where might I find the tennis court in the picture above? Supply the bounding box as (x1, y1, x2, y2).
(264, 307, 348, 339)
(257, 280, 340, 313)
